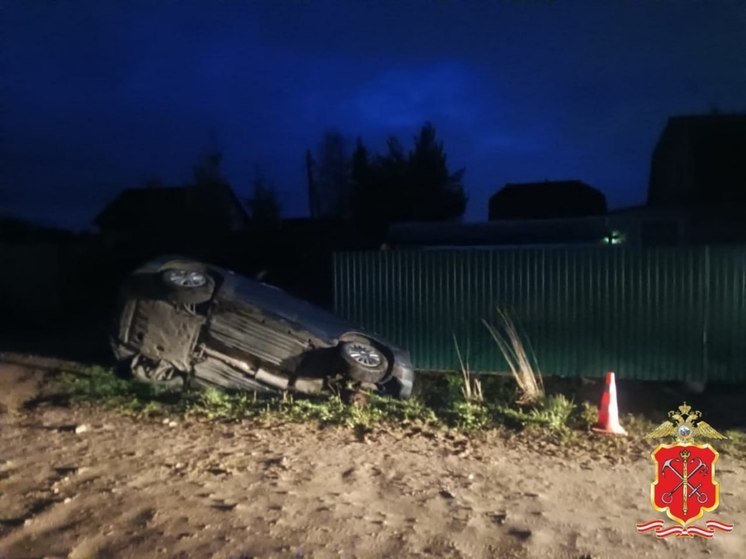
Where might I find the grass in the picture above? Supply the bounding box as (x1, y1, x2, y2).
(496, 394, 577, 432)
(54, 364, 746, 460)
(452, 332, 483, 403)
(191, 386, 439, 429)
(59, 365, 189, 416)
(57, 366, 439, 428)
(54, 365, 597, 437)
(482, 308, 544, 405)
(48, 310, 628, 446)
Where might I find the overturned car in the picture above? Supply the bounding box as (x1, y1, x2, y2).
(110, 256, 414, 399)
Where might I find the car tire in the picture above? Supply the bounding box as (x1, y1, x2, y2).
(160, 268, 215, 305)
(339, 339, 389, 384)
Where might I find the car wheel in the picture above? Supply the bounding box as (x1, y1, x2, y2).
(160, 268, 215, 304)
(129, 354, 185, 388)
(339, 340, 389, 384)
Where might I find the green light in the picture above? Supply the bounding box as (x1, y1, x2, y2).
(602, 230, 625, 245)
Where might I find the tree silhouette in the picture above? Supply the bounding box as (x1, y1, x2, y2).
(306, 130, 353, 219)
(143, 176, 166, 189)
(0, 169, 10, 213)
(247, 169, 281, 224)
(351, 122, 467, 229)
(187, 150, 243, 233)
(408, 122, 467, 220)
(305, 149, 317, 217)
(192, 151, 227, 188)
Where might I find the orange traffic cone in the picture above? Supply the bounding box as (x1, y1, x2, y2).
(592, 371, 627, 436)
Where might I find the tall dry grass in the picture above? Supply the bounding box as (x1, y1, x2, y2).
(452, 332, 483, 402)
(482, 308, 544, 405)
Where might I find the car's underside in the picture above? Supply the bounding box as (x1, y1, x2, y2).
(110, 258, 413, 398)
(114, 293, 363, 394)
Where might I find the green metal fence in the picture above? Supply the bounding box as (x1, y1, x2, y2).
(332, 246, 746, 381)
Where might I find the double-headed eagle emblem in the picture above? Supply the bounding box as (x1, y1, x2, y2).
(645, 403, 727, 443)
(637, 402, 734, 538)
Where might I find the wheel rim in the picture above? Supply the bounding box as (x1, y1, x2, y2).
(132, 355, 181, 384)
(344, 342, 383, 368)
(164, 269, 207, 288)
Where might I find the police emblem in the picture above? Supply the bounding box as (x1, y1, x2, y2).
(636, 403, 735, 538)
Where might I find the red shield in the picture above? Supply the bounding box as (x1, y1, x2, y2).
(651, 444, 720, 526)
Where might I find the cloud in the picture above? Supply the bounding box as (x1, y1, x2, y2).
(297, 60, 551, 159)
(345, 62, 479, 129)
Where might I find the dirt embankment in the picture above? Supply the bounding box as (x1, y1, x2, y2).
(1, 360, 745, 559)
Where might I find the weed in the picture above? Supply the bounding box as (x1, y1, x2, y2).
(194, 388, 261, 420)
(183, 385, 439, 430)
(59, 365, 184, 415)
(414, 374, 461, 410)
(452, 333, 483, 403)
(53, 364, 598, 441)
(60, 365, 136, 399)
(576, 401, 600, 430)
(447, 400, 491, 431)
(482, 308, 544, 405)
(497, 394, 576, 433)
(540, 394, 577, 431)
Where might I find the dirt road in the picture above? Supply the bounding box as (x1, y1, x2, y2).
(1, 361, 744, 558)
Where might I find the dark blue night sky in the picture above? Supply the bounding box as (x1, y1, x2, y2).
(3, 0, 746, 230)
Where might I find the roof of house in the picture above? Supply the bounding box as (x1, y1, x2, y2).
(95, 187, 187, 230)
(656, 114, 746, 153)
(489, 180, 607, 220)
(389, 217, 611, 247)
(649, 113, 746, 206)
(663, 113, 746, 127)
(94, 184, 250, 232)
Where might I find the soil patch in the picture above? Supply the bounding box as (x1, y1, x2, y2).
(1, 359, 745, 558)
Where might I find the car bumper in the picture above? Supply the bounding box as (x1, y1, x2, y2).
(384, 350, 415, 399)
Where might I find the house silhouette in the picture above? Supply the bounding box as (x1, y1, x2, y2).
(94, 183, 250, 239)
(488, 180, 607, 220)
(648, 113, 746, 207)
